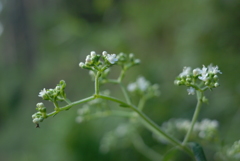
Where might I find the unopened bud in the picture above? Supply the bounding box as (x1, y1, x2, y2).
(90, 51, 96, 57)
(36, 102, 44, 108)
(102, 51, 108, 56)
(79, 62, 85, 68)
(214, 83, 219, 87)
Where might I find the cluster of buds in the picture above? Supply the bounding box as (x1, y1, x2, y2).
(38, 80, 67, 102)
(156, 118, 219, 143)
(33, 80, 67, 127)
(32, 102, 47, 127)
(127, 76, 160, 98)
(174, 64, 222, 95)
(79, 51, 118, 71)
(116, 53, 140, 70)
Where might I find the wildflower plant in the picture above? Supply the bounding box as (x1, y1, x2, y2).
(32, 51, 234, 161)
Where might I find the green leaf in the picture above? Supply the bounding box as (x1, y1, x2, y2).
(188, 142, 207, 161)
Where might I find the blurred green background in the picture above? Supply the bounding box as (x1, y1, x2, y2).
(1, 0, 240, 160)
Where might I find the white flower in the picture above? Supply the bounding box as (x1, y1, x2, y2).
(198, 65, 208, 81)
(187, 87, 195, 95)
(179, 67, 191, 77)
(208, 65, 222, 74)
(106, 54, 118, 64)
(136, 77, 150, 92)
(38, 88, 47, 97)
(193, 68, 202, 76)
(127, 83, 137, 92)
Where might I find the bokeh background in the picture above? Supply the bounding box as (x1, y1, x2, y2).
(1, 0, 240, 160)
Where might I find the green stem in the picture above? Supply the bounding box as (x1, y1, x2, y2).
(118, 70, 126, 82)
(132, 134, 163, 161)
(64, 98, 72, 104)
(97, 94, 193, 157)
(105, 79, 119, 84)
(119, 83, 131, 104)
(47, 96, 95, 117)
(138, 97, 146, 111)
(95, 71, 101, 95)
(182, 91, 203, 145)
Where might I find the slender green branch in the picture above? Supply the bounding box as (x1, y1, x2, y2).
(47, 96, 95, 117)
(119, 83, 131, 104)
(118, 70, 126, 82)
(53, 101, 60, 111)
(97, 94, 193, 157)
(104, 79, 119, 84)
(95, 71, 101, 95)
(138, 97, 146, 111)
(132, 134, 163, 161)
(64, 98, 72, 104)
(182, 91, 203, 145)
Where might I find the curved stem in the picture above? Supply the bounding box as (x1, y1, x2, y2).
(47, 96, 95, 117)
(182, 91, 203, 145)
(97, 94, 193, 157)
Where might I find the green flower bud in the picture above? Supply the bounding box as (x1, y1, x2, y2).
(60, 80, 66, 88)
(214, 83, 219, 87)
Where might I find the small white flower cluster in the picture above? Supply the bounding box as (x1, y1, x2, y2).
(158, 118, 219, 143)
(79, 51, 101, 68)
(226, 140, 240, 159)
(38, 80, 66, 101)
(127, 76, 160, 97)
(102, 51, 118, 64)
(175, 64, 222, 94)
(79, 51, 119, 71)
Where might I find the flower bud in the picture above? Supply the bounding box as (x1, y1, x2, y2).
(60, 80, 66, 88)
(79, 62, 85, 68)
(186, 78, 191, 82)
(86, 57, 92, 64)
(33, 117, 44, 124)
(213, 75, 218, 80)
(214, 82, 219, 87)
(134, 59, 141, 64)
(90, 51, 96, 57)
(174, 80, 181, 85)
(102, 51, 108, 56)
(36, 102, 44, 108)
